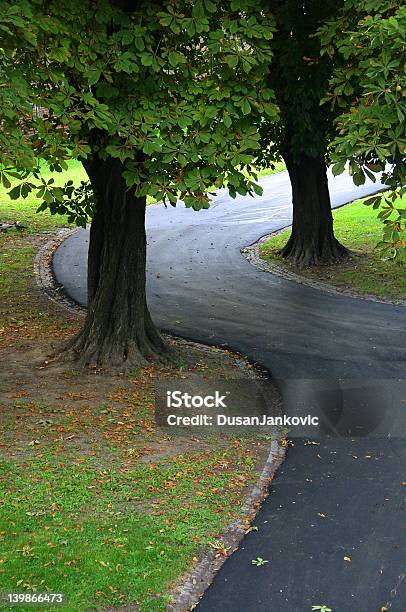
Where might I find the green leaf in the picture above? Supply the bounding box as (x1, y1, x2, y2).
(7, 185, 21, 200)
(332, 162, 346, 176)
(253, 183, 263, 196)
(1, 173, 11, 189)
(241, 99, 251, 115)
(168, 51, 187, 67)
(86, 68, 102, 86)
(192, 2, 205, 18)
(204, 0, 217, 13)
(352, 172, 365, 187)
(178, 116, 192, 128)
(134, 36, 145, 52)
(226, 55, 239, 69)
(223, 114, 232, 128)
(142, 140, 155, 155)
(121, 30, 133, 45)
(141, 53, 153, 66)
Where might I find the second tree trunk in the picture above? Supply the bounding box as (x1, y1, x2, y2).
(279, 152, 349, 268)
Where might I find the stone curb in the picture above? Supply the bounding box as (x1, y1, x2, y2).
(242, 232, 406, 307)
(34, 228, 86, 316)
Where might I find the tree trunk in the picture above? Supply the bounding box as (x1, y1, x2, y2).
(278, 152, 350, 268)
(68, 156, 169, 368)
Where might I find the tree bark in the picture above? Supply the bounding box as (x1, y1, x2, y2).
(277, 151, 350, 268)
(68, 156, 169, 368)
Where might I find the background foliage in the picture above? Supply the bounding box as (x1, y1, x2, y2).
(318, 0, 405, 260)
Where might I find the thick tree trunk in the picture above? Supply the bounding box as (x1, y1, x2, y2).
(278, 152, 350, 268)
(68, 156, 169, 368)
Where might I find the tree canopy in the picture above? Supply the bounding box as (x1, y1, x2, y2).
(318, 0, 405, 259)
(1, 0, 404, 253)
(1, 0, 278, 219)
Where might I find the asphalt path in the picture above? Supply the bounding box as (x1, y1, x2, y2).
(53, 169, 405, 611)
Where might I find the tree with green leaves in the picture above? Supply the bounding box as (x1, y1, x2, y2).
(1, 0, 277, 367)
(257, 0, 405, 267)
(319, 0, 405, 262)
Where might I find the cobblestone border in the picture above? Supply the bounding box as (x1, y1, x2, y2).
(34, 228, 86, 316)
(242, 232, 406, 307)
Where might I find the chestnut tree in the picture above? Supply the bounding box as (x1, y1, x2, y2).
(0, 0, 278, 367)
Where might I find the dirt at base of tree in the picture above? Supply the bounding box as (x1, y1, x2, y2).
(0, 232, 280, 470)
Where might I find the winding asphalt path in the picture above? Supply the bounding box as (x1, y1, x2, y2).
(53, 170, 405, 611)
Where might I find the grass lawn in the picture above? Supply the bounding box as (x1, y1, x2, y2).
(260, 198, 405, 302)
(0, 161, 86, 232)
(0, 195, 281, 611)
(254, 161, 286, 179)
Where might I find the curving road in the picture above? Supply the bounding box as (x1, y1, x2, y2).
(53, 169, 406, 611)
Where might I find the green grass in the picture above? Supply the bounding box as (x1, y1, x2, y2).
(0, 447, 258, 612)
(0, 161, 86, 232)
(260, 198, 405, 301)
(255, 161, 286, 178)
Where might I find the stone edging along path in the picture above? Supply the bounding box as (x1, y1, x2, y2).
(242, 230, 406, 308)
(34, 227, 86, 316)
(34, 230, 286, 612)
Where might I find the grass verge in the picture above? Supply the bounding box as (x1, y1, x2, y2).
(0, 206, 281, 611)
(260, 198, 405, 302)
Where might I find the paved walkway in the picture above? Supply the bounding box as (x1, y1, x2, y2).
(53, 169, 405, 611)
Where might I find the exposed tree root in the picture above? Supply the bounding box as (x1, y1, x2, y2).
(61, 324, 173, 370)
(276, 234, 351, 269)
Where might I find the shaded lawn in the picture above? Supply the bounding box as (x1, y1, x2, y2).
(260, 198, 405, 301)
(0, 446, 262, 612)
